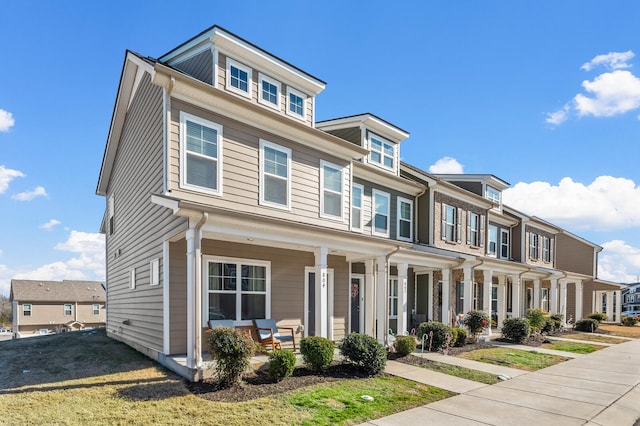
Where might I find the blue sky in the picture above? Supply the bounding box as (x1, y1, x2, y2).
(1, 1, 640, 296)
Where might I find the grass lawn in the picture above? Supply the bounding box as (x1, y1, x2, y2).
(597, 323, 640, 339)
(540, 340, 605, 354)
(561, 333, 627, 344)
(396, 355, 499, 385)
(457, 347, 568, 371)
(0, 329, 453, 425)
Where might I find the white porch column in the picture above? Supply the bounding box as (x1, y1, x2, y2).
(575, 281, 584, 321)
(463, 265, 473, 314)
(511, 275, 521, 318)
(615, 290, 622, 322)
(397, 263, 409, 336)
(605, 291, 613, 321)
(441, 269, 451, 326)
(314, 247, 329, 338)
(185, 227, 196, 369)
(364, 259, 375, 337)
(497, 275, 506, 327)
(549, 278, 559, 314)
(375, 256, 387, 343)
(559, 279, 568, 323)
(483, 269, 493, 336)
(533, 279, 541, 309)
(427, 273, 434, 322)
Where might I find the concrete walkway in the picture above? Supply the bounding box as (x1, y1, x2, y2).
(362, 338, 640, 425)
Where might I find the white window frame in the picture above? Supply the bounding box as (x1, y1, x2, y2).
(203, 256, 271, 326)
(258, 73, 281, 110)
(320, 160, 344, 220)
(442, 204, 461, 243)
(389, 277, 399, 319)
(64, 304, 72, 316)
(351, 183, 364, 232)
(488, 224, 498, 256)
(259, 140, 291, 210)
(108, 195, 115, 236)
(529, 232, 539, 260)
(500, 229, 510, 259)
(367, 133, 396, 172)
(180, 111, 224, 196)
(397, 197, 413, 242)
(486, 186, 501, 204)
(286, 86, 307, 120)
(23, 303, 32, 317)
(150, 258, 160, 286)
(226, 57, 252, 98)
(372, 189, 391, 237)
(542, 288, 549, 312)
(130, 268, 136, 290)
(467, 212, 480, 247)
(92, 304, 100, 315)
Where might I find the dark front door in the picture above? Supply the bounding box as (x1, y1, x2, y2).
(350, 276, 362, 333)
(307, 271, 316, 336)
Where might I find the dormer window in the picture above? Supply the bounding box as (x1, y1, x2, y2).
(226, 58, 252, 98)
(258, 73, 281, 110)
(486, 186, 501, 204)
(286, 87, 306, 119)
(368, 134, 395, 171)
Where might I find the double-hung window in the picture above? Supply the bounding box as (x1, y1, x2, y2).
(368, 134, 395, 171)
(397, 197, 413, 241)
(542, 237, 553, 263)
(541, 288, 549, 312)
(372, 189, 390, 237)
(389, 278, 399, 320)
(64, 304, 72, 316)
(467, 212, 482, 247)
(205, 257, 269, 322)
(23, 304, 32, 317)
(226, 58, 252, 97)
(92, 304, 100, 315)
(258, 73, 281, 110)
(286, 87, 306, 119)
(488, 224, 498, 256)
(181, 112, 223, 195)
(529, 232, 539, 260)
(320, 161, 343, 219)
(442, 204, 461, 242)
(351, 183, 364, 231)
(260, 140, 291, 209)
(486, 186, 501, 204)
(500, 229, 510, 259)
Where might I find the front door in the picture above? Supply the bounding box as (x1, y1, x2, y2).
(350, 275, 364, 333)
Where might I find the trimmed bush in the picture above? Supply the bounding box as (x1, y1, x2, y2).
(588, 312, 608, 323)
(501, 318, 530, 343)
(340, 333, 386, 375)
(464, 310, 490, 340)
(574, 318, 599, 332)
(207, 327, 256, 387)
(300, 336, 334, 371)
(621, 316, 638, 327)
(393, 335, 417, 356)
(542, 319, 556, 334)
(416, 321, 454, 351)
(549, 314, 564, 330)
(526, 308, 547, 332)
(268, 349, 296, 381)
(450, 327, 459, 346)
(454, 327, 467, 347)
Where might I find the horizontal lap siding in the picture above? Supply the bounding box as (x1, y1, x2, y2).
(555, 234, 595, 276)
(330, 255, 349, 341)
(105, 73, 187, 354)
(174, 50, 213, 85)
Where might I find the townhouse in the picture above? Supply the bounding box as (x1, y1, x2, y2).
(97, 25, 623, 381)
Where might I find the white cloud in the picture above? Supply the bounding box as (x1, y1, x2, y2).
(598, 240, 640, 283)
(503, 176, 640, 231)
(40, 219, 61, 231)
(11, 186, 47, 201)
(545, 104, 570, 125)
(428, 157, 464, 174)
(0, 109, 15, 132)
(574, 70, 640, 117)
(0, 165, 25, 194)
(581, 51, 634, 71)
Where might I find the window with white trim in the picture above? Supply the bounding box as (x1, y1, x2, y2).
(205, 257, 269, 321)
(320, 160, 343, 219)
(108, 195, 115, 236)
(542, 288, 549, 312)
(180, 112, 223, 194)
(488, 224, 498, 256)
(397, 197, 413, 241)
(368, 134, 395, 171)
(467, 212, 484, 247)
(389, 277, 398, 319)
(64, 304, 72, 316)
(500, 229, 510, 259)
(351, 183, 364, 231)
(258, 73, 281, 109)
(23, 304, 31, 317)
(130, 268, 136, 289)
(260, 140, 291, 209)
(529, 232, 539, 260)
(92, 304, 100, 315)
(226, 58, 252, 97)
(150, 258, 160, 286)
(442, 204, 461, 242)
(486, 186, 501, 204)
(542, 236, 553, 263)
(286, 87, 306, 119)
(372, 189, 390, 237)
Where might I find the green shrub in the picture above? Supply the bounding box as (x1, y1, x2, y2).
(207, 327, 256, 387)
(550, 314, 564, 330)
(454, 327, 467, 347)
(464, 310, 490, 339)
(339, 333, 386, 375)
(501, 318, 530, 343)
(621, 316, 638, 327)
(587, 312, 608, 323)
(542, 319, 555, 334)
(574, 318, 599, 332)
(267, 349, 296, 381)
(300, 336, 334, 371)
(393, 335, 417, 356)
(526, 308, 547, 332)
(416, 321, 454, 351)
(450, 328, 459, 346)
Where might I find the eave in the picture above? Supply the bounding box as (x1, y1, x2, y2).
(317, 113, 409, 143)
(352, 162, 425, 196)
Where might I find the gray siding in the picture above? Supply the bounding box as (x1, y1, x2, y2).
(325, 127, 361, 146)
(433, 192, 486, 256)
(451, 181, 483, 196)
(173, 49, 213, 85)
(556, 234, 595, 276)
(105, 73, 187, 353)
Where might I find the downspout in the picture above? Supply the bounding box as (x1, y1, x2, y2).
(414, 186, 427, 244)
(194, 212, 208, 380)
(384, 246, 402, 347)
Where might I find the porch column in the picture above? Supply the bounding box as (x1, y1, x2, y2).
(463, 265, 473, 314)
(397, 263, 409, 336)
(364, 259, 375, 337)
(559, 279, 568, 324)
(575, 281, 584, 321)
(615, 290, 622, 322)
(483, 269, 493, 336)
(497, 275, 506, 327)
(605, 291, 613, 321)
(185, 227, 196, 369)
(427, 273, 434, 322)
(549, 278, 559, 314)
(533, 279, 541, 309)
(441, 269, 451, 326)
(375, 256, 387, 344)
(511, 274, 521, 318)
(314, 247, 329, 338)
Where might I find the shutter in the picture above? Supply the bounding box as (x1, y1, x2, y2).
(457, 207, 463, 243)
(480, 215, 485, 247)
(466, 211, 471, 244)
(441, 204, 446, 240)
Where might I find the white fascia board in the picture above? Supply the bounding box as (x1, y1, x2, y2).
(317, 114, 409, 142)
(150, 194, 181, 214)
(399, 163, 438, 186)
(432, 183, 494, 209)
(488, 210, 519, 227)
(593, 279, 627, 289)
(352, 162, 424, 196)
(388, 250, 463, 270)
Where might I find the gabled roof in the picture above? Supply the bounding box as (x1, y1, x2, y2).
(431, 174, 511, 191)
(10, 280, 105, 303)
(316, 113, 410, 142)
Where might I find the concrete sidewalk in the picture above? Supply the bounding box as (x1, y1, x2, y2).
(362, 338, 640, 425)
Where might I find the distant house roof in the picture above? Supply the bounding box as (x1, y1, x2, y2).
(10, 280, 105, 303)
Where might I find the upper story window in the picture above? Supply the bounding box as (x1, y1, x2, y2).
(351, 183, 364, 232)
(226, 58, 252, 98)
(488, 224, 498, 256)
(180, 112, 223, 195)
(64, 304, 72, 316)
(486, 186, 501, 204)
(500, 229, 510, 259)
(258, 73, 281, 110)
(397, 197, 413, 242)
(373, 190, 390, 237)
(320, 160, 343, 219)
(466, 212, 484, 247)
(260, 140, 291, 209)
(542, 236, 553, 263)
(529, 232, 539, 260)
(368, 134, 395, 171)
(150, 258, 160, 286)
(108, 195, 115, 236)
(23, 303, 32, 317)
(286, 87, 306, 120)
(441, 204, 461, 242)
(92, 304, 100, 315)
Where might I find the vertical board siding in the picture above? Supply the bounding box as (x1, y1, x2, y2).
(173, 50, 213, 85)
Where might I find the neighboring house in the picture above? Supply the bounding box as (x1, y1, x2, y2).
(96, 25, 624, 381)
(621, 283, 640, 314)
(10, 280, 106, 337)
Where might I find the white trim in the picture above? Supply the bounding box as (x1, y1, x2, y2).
(367, 132, 397, 173)
(23, 303, 32, 317)
(286, 86, 307, 121)
(258, 72, 281, 110)
(397, 196, 413, 242)
(304, 266, 334, 338)
(179, 111, 224, 196)
(500, 228, 510, 259)
(259, 139, 291, 210)
(211, 46, 218, 88)
(225, 57, 252, 98)
(150, 258, 160, 286)
(319, 160, 345, 221)
(162, 241, 170, 354)
(372, 189, 391, 237)
(350, 183, 364, 232)
(129, 268, 136, 290)
(64, 303, 73, 316)
(389, 276, 399, 319)
(488, 224, 498, 257)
